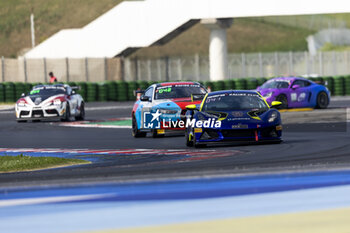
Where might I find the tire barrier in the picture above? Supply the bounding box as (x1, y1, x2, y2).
(246, 78, 259, 90)
(212, 80, 225, 92)
(4, 82, 16, 102)
(14, 82, 25, 99)
(97, 82, 108, 101)
(116, 81, 128, 101)
(324, 76, 334, 95)
(127, 81, 138, 101)
(2, 75, 350, 103)
(234, 79, 247, 90)
(86, 82, 98, 102)
(333, 76, 345, 96)
(105, 81, 117, 101)
(76, 82, 87, 100)
(344, 75, 350, 96)
(0, 83, 5, 102)
(224, 80, 235, 90)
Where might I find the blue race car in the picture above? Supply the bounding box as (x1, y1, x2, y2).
(185, 90, 282, 147)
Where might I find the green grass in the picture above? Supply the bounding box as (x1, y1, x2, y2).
(0, 0, 123, 57)
(0, 154, 90, 173)
(86, 119, 132, 126)
(131, 18, 313, 58)
(320, 43, 350, 52)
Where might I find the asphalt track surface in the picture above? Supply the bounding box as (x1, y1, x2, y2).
(0, 99, 350, 187)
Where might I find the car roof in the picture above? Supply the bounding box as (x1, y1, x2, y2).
(33, 84, 69, 89)
(208, 90, 258, 96)
(156, 81, 200, 87)
(270, 76, 311, 82)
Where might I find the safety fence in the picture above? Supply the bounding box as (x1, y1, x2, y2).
(2, 51, 350, 83)
(124, 51, 350, 81)
(1, 75, 350, 103)
(0, 57, 123, 83)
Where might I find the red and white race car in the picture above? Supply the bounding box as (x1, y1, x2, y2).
(131, 81, 207, 137)
(15, 84, 85, 122)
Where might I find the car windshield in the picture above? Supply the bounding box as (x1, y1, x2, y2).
(154, 84, 206, 100)
(202, 93, 268, 111)
(28, 87, 66, 101)
(261, 80, 290, 89)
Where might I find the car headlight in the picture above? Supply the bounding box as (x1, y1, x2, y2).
(16, 99, 27, 107)
(263, 92, 273, 99)
(268, 111, 278, 123)
(159, 109, 178, 114)
(53, 99, 62, 106)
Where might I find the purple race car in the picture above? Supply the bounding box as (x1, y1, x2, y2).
(257, 77, 330, 109)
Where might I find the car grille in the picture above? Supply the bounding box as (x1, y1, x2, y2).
(221, 126, 278, 138)
(32, 110, 44, 118)
(200, 129, 220, 140)
(221, 129, 255, 138)
(20, 111, 30, 117)
(45, 109, 59, 115)
(259, 127, 278, 138)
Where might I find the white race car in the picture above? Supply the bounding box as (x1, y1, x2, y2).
(15, 84, 85, 122)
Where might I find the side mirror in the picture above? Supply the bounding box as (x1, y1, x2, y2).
(140, 95, 150, 102)
(291, 84, 300, 89)
(134, 89, 145, 96)
(186, 104, 198, 111)
(21, 93, 26, 97)
(270, 101, 282, 108)
(71, 86, 81, 90)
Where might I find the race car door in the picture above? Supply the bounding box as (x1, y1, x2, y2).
(289, 80, 312, 108)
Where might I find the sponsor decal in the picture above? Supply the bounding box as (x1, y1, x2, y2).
(232, 111, 244, 117)
(231, 124, 248, 129)
(143, 109, 162, 129)
(143, 110, 221, 129)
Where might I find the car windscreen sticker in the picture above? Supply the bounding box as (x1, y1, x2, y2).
(157, 87, 172, 94)
(30, 89, 40, 95)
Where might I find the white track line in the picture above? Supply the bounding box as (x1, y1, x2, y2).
(0, 194, 116, 207)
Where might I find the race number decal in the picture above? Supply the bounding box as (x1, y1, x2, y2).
(298, 92, 306, 102)
(291, 93, 297, 102)
(291, 92, 306, 102)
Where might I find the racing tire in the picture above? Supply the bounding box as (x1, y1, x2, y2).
(276, 95, 288, 109)
(185, 129, 193, 147)
(75, 103, 85, 121)
(132, 115, 146, 138)
(152, 129, 165, 138)
(193, 130, 206, 148)
(315, 91, 329, 109)
(61, 104, 71, 122)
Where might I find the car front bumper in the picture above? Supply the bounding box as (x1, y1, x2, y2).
(16, 104, 66, 120)
(194, 125, 282, 143)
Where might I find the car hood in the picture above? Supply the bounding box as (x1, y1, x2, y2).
(24, 94, 65, 106)
(202, 109, 271, 122)
(154, 97, 202, 110)
(199, 109, 281, 129)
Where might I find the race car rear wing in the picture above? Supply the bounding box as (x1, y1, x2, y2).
(191, 93, 206, 102)
(71, 86, 81, 90)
